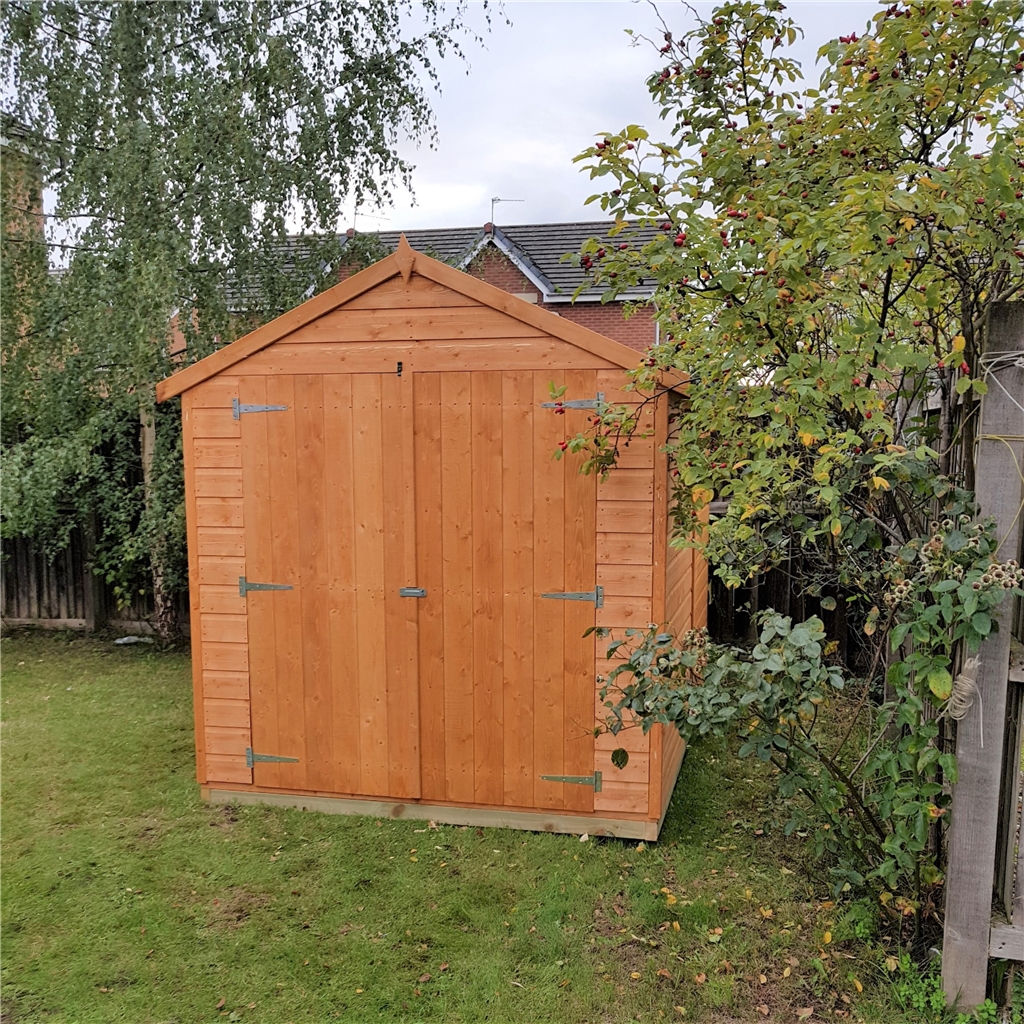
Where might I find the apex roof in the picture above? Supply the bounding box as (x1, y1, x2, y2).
(367, 220, 661, 303)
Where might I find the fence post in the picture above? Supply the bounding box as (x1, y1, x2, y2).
(942, 303, 1024, 1007)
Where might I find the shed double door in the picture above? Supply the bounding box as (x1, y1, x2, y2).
(238, 369, 598, 813)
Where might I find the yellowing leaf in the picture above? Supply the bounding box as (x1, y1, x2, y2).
(666, 894, 678, 906)
(927, 667, 953, 701)
(853, 978, 863, 993)
(870, 476, 890, 491)
(823, 931, 832, 944)
(898, 216, 916, 230)
(952, 335, 966, 352)
(831, 520, 842, 537)
(798, 431, 817, 447)
(630, 971, 642, 980)
(691, 486, 714, 507)
(783, 966, 792, 978)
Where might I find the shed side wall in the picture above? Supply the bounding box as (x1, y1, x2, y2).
(593, 370, 660, 817)
(190, 376, 252, 785)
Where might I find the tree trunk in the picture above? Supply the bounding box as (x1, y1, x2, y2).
(140, 397, 176, 641)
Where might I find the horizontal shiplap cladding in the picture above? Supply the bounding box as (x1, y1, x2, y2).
(189, 381, 253, 787)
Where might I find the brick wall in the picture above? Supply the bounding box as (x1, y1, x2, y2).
(464, 246, 541, 300)
(465, 245, 655, 353)
(549, 303, 655, 353)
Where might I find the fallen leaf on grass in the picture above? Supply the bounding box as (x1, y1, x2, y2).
(758, 974, 767, 984)
(511, 981, 525, 989)
(558, 979, 571, 988)
(674, 1007, 687, 1016)
(694, 973, 707, 985)
(418, 974, 431, 983)
(796, 1009, 814, 1019)
(99, 987, 110, 993)
(439, 962, 449, 971)
(853, 978, 863, 993)
(216, 998, 225, 1010)
(756, 1005, 769, 1016)
(630, 972, 642, 980)
(783, 967, 791, 978)
(657, 968, 672, 980)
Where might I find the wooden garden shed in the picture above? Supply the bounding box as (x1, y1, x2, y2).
(156, 236, 707, 840)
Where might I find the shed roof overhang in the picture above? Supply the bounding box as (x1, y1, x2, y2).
(157, 236, 684, 401)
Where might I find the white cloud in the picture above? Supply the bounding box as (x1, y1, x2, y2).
(357, 0, 877, 232)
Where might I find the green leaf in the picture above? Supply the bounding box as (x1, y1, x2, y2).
(971, 612, 992, 636)
(926, 668, 953, 702)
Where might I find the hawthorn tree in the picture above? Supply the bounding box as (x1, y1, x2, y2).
(1, 0, 479, 636)
(572, 0, 1024, 900)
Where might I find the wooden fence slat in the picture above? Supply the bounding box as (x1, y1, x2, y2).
(942, 304, 1024, 1008)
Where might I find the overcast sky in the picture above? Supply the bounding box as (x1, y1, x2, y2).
(365, 1, 883, 233)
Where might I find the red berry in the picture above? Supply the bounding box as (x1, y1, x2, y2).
(960, 361, 970, 373)
(558, 441, 568, 450)
(865, 411, 872, 419)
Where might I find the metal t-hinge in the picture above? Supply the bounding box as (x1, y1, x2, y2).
(246, 748, 299, 768)
(239, 576, 293, 597)
(541, 586, 604, 608)
(540, 392, 605, 410)
(540, 771, 603, 792)
(233, 397, 288, 419)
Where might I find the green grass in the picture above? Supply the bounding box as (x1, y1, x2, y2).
(2, 631, 917, 1024)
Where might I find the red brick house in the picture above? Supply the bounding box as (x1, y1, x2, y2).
(349, 221, 661, 353)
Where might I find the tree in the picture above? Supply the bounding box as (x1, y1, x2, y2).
(1, 0, 480, 636)
(571, 1, 1024, 901)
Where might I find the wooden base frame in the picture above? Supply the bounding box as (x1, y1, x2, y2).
(203, 785, 677, 841)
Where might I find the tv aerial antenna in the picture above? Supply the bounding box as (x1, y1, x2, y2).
(490, 196, 524, 224)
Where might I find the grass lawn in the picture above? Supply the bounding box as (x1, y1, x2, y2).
(2, 631, 923, 1024)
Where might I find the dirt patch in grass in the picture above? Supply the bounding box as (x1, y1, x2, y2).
(205, 887, 273, 929)
(592, 891, 629, 938)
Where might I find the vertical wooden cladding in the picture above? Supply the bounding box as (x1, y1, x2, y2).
(187, 376, 251, 785)
(240, 372, 420, 799)
(414, 369, 597, 812)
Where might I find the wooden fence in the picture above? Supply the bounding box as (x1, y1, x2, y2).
(1, 529, 189, 635)
(942, 303, 1024, 1005)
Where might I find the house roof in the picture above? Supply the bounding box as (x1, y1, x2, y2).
(369, 221, 661, 303)
(156, 236, 655, 402)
